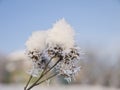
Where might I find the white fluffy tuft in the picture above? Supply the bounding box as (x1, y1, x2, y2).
(47, 19, 75, 48)
(25, 31, 47, 51)
(25, 19, 76, 51)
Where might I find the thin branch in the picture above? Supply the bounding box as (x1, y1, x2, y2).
(24, 75, 33, 90)
(27, 56, 62, 90)
(43, 58, 61, 76)
(26, 56, 56, 90)
(27, 73, 58, 90)
(36, 73, 58, 86)
(41, 56, 56, 76)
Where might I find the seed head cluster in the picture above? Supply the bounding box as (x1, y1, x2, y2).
(25, 19, 81, 82)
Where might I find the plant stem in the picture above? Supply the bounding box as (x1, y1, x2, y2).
(24, 75, 33, 90)
(36, 73, 58, 86)
(27, 73, 58, 90)
(41, 56, 55, 76)
(27, 57, 62, 90)
(43, 59, 61, 76)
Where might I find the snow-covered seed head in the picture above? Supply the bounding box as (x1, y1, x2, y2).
(45, 44, 63, 58)
(46, 18, 75, 49)
(55, 46, 81, 82)
(25, 19, 81, 82)
(25, 31, 47, 52)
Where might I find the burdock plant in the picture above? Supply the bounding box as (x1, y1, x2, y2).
(24, 19, 81, 90)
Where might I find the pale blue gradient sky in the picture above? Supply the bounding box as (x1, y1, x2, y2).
(0, 0, 120, 53)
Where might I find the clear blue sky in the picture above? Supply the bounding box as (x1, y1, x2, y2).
(0, 0, 120, 53)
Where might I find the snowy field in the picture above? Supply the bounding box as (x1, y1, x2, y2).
(0, 84, 119, 90)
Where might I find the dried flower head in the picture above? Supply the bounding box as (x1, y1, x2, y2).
(55, 46, 81, 82)
(25, 19, 82, 90)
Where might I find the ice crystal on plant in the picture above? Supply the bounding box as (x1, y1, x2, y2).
(55, 47, 81, 82)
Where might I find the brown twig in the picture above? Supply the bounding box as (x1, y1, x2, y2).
(35, 73, 58, 86)
(24, 75, 33, 90)
(27, 56, 62, 90)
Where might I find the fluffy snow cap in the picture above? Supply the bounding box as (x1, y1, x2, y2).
(47, 19, 75, 49)
(25, 31, 47, 51)
(26, 19, 76, 51)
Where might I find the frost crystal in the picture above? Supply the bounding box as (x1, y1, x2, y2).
(25, 19, 81, 82)
(55, 47, 81, 82)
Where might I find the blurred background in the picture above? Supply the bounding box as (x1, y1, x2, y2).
(0, 0, 120, 90)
